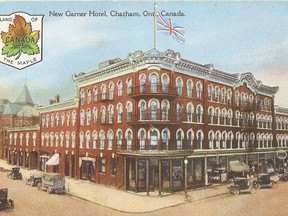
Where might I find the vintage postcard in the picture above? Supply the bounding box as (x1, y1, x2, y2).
(0, 1, 288, 215)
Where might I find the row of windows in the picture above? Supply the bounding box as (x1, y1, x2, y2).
(41, 111, 77, 128)
(9, 132, 37, 146)
(40, 132, 76, 148)
(207, 85, 272, 111)
(276, 117, 288, 130)
(80, 73, 205, 105)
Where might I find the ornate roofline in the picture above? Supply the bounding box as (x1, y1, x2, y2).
(275, 106, 288, 115)
(37, 98, 78, 113)
(72, 49, 279, 97)
(7, 125, 40, 132)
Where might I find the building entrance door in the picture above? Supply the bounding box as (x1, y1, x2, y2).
(149, 159, 159, 192)
(81, 160, 93, 181)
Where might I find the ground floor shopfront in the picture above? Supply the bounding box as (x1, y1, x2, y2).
(5, 148, 38, 170)
(121, 149, 288, 195)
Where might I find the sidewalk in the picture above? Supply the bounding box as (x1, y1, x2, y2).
(0, 159, 230, 213)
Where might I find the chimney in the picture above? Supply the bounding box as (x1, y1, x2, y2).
(55, 94, 60, 103)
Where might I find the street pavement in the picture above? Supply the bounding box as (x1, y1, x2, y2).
(0, 159, 235, 213)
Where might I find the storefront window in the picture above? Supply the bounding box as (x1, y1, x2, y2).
(162, 160, 170, 190)
(172, 160, 182, 188)
(138, 160, 146, 190)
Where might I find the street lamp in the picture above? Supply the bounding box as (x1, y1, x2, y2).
(184, 158, 189, 201)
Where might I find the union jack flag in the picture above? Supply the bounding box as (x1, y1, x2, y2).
(157, 12, 185, 43)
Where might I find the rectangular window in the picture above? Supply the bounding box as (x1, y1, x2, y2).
(99, 157, 106, 173)
(111, 158, 116, 175)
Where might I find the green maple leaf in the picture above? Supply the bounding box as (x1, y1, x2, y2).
(1, 15, 40, 59)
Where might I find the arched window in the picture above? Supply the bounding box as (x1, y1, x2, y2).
(187, 80, 193, 98)
(50, 133, 54, 147)
(85, 131, 90, 149)
(221, 88, 225, 103)
(187, 130, 193, 149)
(108, 105, 114, 123)
(196, 131, 203, 149)
(93, 87, 98, 102)
(187, 103, 193, 122)
(60, 132, 64, 147)
(71, 132, 76, 148)
(92, 131, 97, 149)
(61, 112, 65, 126)
(86, 109, 91, 125)
(101, 106, 106, 123)
(80, 90, 85, 105)
(80, 110, 84, 126)
(208, 85, 213, 101)
(222, 132, 227, 149)
(55, 113, 59, 126)
(117, 81, 123, 96)
(140, 100, 146, 120)
(176, 103, 182, 121)
(92, 107, 97, 123)
(66, 112, 70, 126)
(107, 130, 113, 150)
(117, 103, 123, 122)
(126, 102, 132, 121)
(126, 130, 132, 150)
(221, 109, 226, 125)
(196, 105, 203, 123)
(55, 133, 59, 147)
(161, 74, 169, 92)
(87, 89, 91, 104)
(140, 74, 146, 93)
(176, 129, 183, 150)
(235, 111, 240, 126)
(227, 89, 232, 104)
(150, 100, 158, 120)
(161, 100, 169, 120)
(33, 132, 37, 147)
(150, 130, 158, 150)
(215, 132, 221, 149)
(139, 129, 145, 150)
(196, 82, 202, 99)
(208, 107, 213, 124)
(227, 110, 232, 125)
(109, 82, 114, 100)
(46, 115, 49, 128)
(176, 77, 183, 95)
(100, 131, 105, 149)
(66, 132, 70, 148)
(228, 132, 233, 149)
(51, 114, 54, 127)
(127, 78, 132, 95)
(117, 130, 123, 149)
(214, 86, 219, 102)
(101, 85, 106, 100)
(208, 131, 214, 149)
(235, 91, 239, 106)
(72, 111, 76, 126)
(162, 129, 169, 150)
(150, 73, 158, 92)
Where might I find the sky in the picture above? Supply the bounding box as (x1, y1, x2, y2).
(0, 1, 288, 107)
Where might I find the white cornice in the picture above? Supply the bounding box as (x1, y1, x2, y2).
(72, 49, 279, 97)
(37, 98, 78, 113)
(7, 125, 40, 132)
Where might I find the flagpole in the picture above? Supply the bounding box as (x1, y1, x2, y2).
(153, 3, 157, 49)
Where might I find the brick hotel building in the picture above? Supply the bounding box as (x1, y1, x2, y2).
(1, 49, 288, 195)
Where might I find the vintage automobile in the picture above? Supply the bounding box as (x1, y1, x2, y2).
(0, 188, 14, 210)
(253, 173, 277, 190)
(37, 173, 65, 194)
(26, 172, 43, 187)
(7, 167, 22, 180)
(278, 170, 288, 181)
(229, 177, 256, 196)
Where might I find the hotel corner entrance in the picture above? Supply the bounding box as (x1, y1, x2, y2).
(125, 156, 200, 194)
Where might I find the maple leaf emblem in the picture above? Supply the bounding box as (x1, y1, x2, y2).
(1, 15, 40, 60)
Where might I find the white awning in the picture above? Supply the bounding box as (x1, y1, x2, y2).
(229, 160, 249, 173)
(46, 153, 59, 166)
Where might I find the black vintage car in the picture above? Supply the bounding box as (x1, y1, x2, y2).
(0, 188, 14, 210)
(253, 174, 277, 190)
(7, 167, 22, 180)
(26, 172, 43, 187)
(229, 177, 256, 196)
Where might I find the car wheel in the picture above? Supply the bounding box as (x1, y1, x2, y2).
(255, 183, 261, 190)
(233, 188, 240, 196)
(285, 176, 288, 182)
(271, 182, 277, 189)
(249, 186, 256, 194)
(37, 183, 42, 191)
(35, 179, 41, 186)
